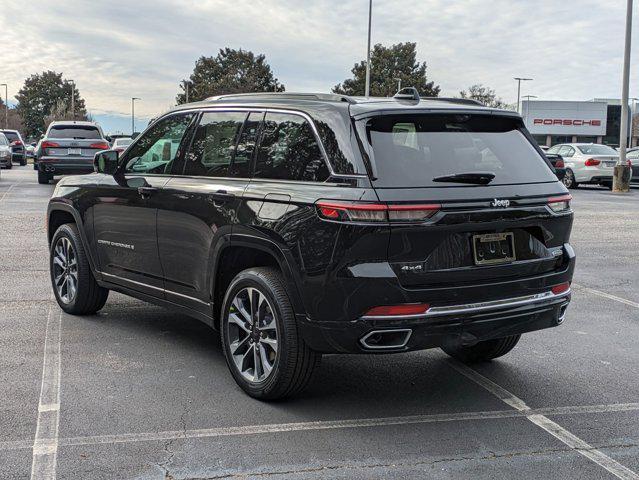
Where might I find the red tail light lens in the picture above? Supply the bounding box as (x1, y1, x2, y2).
(548, 194, 571, 213)
(316, 201, 441, 223)
(11, 140, 23, 146)
(90, 142, 110, 150)
(555, 159, 565, 168)
(365, 303, 431, 317)
(551, 282, 570, 295)
(584, 158, 600, 166)
(41, 141, 60, 149)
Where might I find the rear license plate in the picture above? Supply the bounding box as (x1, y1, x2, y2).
(604, 161, 616, 167)
(68, 148, 81, 155)
(472, 232, 516, 266)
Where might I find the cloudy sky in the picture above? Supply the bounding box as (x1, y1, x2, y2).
(1, 0, 637, 134)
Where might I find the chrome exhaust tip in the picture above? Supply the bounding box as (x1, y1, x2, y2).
(557, 303, 569, 325)
(360, 329, 412, 350)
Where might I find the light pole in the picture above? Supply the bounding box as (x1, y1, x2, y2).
(183, 81, 190, 103)
(131, 97, 140, 135)
(394, 78, 402, 93)
(365, 0, 372, 97)
(1, 83, 7, 128)
(514, 77, 533, 114)
(613, 0, 633, 192)
(522, 95, 538, 124)
(69, 80, 75, 120)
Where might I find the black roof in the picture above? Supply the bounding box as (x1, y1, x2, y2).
(167, 92, 519, 118)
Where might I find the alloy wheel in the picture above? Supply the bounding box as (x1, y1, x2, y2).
(52, 237, 78, 304)
(227, 287, 279, 383)
(562, 170, 574, 188)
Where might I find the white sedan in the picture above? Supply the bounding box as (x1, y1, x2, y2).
(547, 143, 618, 189)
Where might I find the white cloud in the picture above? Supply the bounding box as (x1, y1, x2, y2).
(0, 0, 637, 121)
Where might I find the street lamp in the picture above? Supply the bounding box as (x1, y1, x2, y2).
(365, 0, 372, 97)
(522, 95, 538, 124)
(514, 77, 533, 114)
(0, 83, 7, 129)
(394, 78, 402, 93)
(131, 97, 141, 135)
(613, 0, 633, 192)
(69, 80, 75, 120)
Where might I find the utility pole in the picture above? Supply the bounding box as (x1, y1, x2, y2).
(514, 77, 533, 114)
(613, 0, 633, 192)
(365, 0, 372, 97)
(131, 97, 141, 135)
(1, 84, 7, 128)
(69, 80, 75, 120)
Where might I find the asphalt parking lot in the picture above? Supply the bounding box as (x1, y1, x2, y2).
(1, 165, 638, 480)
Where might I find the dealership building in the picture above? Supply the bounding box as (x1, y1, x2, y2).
(521, 99, 637, 148)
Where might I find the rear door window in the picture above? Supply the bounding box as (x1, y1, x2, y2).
(360, 114, 557, 187)
(254, 113, 329, 182)
(231, 112, 262, 178)
(183, 111, 246, 177)
(48, 125, 102, 139)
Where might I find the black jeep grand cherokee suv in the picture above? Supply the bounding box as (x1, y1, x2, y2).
(47, 91, 575, 399)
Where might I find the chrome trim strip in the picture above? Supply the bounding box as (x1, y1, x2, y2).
(361, 289, 571, 320)
(359, 329, 413, 350)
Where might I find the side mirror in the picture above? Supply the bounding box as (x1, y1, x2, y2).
(94, 150, 119, 175)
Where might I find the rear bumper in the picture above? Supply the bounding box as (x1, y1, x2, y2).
(38, 157, 94, 175)
(298, 243, 576, 354)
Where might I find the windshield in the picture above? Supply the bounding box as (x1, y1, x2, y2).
(360, 114, 556, 187)
(577, 145, 618, 155)
(114, 138, 132, 147)
(1, 131, 19, 142)
(48, 125, 102, 139)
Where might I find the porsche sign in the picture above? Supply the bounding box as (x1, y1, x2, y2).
(523, 101, 607, 136)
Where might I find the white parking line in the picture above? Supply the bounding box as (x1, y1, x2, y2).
(30, 306, 62, 480)
(0, 402, 637, 453)
(449, 360, 639, 480)
(573, 285, 639, 309)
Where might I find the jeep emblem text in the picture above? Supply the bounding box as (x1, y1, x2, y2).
(491, 199, 510, 208)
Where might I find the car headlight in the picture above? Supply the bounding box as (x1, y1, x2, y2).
(0, 151, 8, 158)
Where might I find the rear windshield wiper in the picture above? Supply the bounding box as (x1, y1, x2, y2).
(432, 172, 495, 185)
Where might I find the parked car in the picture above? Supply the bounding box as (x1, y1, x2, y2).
(545, 153, 566, 181)
(47, 91, 575, 400)
(627, 149, 639, 183)
(111, 137, 132, 154)
(0, 132, 12, 169)
(0, 129, 27, 166)
(25, 143, 36, 159)
(35, 121, 108, 184)
(546, 143, 619, 189)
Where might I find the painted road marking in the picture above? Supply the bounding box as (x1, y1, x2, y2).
(573, 284, 639, 309)
(0, 402, 637, 453)
(449, 360, 639, 480)
(30, 307, 62, 480)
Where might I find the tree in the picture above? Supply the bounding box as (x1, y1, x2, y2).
(15, 71, 88, 138)
(177, 48, 285, 104)
(459, 84, 508, 109)
(333, 42, 440, 98)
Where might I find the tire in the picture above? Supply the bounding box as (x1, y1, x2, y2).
(50, 223, 109, 315)
(6, 161, 12, 169)
(441, 335, 521, 363)
(38, 170, 52, 184)
(220, 267, 320, 400)
(20, 157, 27, 166)
(602, 181, 613, 190)
(562, 169, 578, 189)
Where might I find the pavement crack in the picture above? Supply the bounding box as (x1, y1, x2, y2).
(157, 400, 191, 480)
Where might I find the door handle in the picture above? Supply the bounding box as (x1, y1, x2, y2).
(137, 186, 158, 198)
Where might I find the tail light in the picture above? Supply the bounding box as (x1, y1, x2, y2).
(554, 159, 565, 168)
(41, 141, 60, 149)
(90, 142, 110, 150)
(316, 201, 441, 223)
(10, 140, 23, 146)
(551, 282, 570, 295)
(584, 158, 600, 166)
(548, 194, 572, 213)
(364, 303, 431, 317)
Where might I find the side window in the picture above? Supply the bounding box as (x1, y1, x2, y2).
(183, 111, 246, 177)
(231, 112, 262, 178)
(124, 114, 194, 174)
(547, 145, 561, 154)
(561, 146, 575, 158)
(254, 113, 329, 182)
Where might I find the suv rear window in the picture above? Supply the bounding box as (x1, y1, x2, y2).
(48, 125, 102, 139)
(360, 114, 556, 187)
(1, 131, 19, 142)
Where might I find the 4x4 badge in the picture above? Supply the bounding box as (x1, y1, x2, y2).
(491, 199, 510, 208)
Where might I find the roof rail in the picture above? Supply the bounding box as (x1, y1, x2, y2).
(207, 92, 356, 104)
(423, 97, 486, 107)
